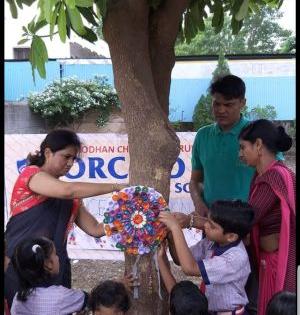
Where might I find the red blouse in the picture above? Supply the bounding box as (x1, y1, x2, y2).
(10, 165, 80, 239)
(10, 166, 47, 216)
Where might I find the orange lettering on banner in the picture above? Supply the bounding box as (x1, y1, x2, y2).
(117, 145, 129, 153)
(81, 146, 116, 154)
(180, 144, 192, 152)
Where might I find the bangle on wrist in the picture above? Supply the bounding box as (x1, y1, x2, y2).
(188, 214, 194, 230)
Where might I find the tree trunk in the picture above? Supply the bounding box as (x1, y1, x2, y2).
(103, 1, 188, 313)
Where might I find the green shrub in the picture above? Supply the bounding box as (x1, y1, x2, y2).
(244, 105, 277, 120)
(192, 94, 213, 130)
(28, 76, 120, 127)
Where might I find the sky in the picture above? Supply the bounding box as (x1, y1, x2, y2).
(277, 0, 295, 34)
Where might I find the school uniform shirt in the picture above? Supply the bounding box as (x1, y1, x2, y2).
(10, 285, 87, 315)
(190, 238, 250, 312)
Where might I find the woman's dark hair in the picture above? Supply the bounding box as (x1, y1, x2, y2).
(11, 237, 54, 301)
(266, 291, 296, 315)
(209, 74, 246, 99)
(239, 119, 292, 153)
(210, 200, 255, 239)
(88, 280, 130, 313)
(170, 280, 209, 315)
(27, 129, 82, 166)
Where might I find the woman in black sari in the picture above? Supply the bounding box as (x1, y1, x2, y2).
(5, 129, 127, 308)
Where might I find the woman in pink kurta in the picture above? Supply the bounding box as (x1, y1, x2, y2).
(238, 119, 295, 315)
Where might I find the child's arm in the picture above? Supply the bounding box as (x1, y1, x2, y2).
(157, 241, 176, 294)
(159, 211, 201, 277)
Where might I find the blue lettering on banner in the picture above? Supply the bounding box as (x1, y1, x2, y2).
(66, 158, 85, 179)
(16, 157, 189, 191)
(174, 182, 190, 193)
(17, 159, 27, 173)
(108, 157, 127, 179)
(88, 157, 108, 178)
(171, 157, 185, 179)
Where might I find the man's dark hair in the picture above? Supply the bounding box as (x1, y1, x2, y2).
(210, 200, 254, 239)
(209, 74, 246, 99)
(88, 280, 130, 313)
(266, 291, 296, 315)
(170, 280, 209, 315)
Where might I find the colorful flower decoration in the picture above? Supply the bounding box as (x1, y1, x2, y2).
(103, 185, 169, 255)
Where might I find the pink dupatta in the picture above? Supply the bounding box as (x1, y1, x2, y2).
(250, 161, 295, 292)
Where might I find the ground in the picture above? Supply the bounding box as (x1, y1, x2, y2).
(71, 157, 295, 293)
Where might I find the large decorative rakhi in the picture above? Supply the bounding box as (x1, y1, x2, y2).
(103, 185, 169, 255)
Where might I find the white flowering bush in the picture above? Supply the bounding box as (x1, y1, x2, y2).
(28, 76, 120, 127)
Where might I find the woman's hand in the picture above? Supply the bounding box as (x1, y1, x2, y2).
(158, 211, 181, 232)
(171, 212, 191, 229)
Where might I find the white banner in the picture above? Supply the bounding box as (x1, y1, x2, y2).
(4, 133, 202, 259)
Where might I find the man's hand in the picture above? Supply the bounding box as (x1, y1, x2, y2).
(194, 201, 209, 217)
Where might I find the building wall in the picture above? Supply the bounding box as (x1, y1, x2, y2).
(5, 57, 295, 122)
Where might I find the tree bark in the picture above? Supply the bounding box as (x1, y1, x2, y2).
(103, 1, 188, 313)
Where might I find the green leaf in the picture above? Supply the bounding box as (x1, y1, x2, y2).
(231, 16, 243, 35)
(22, 26, 28, 33)
(33, 19, 48, 33)
(65, 0, 76, 9)
(27, 16, 36, 33)
(20, 0, 35, 5)
(8, 0, 18, 18)
(235, 0, 249, 21)
(66, 6, 86, 35)
(17, 38, 30, 45)
(96, 0, 107, 18)
(212, 0, 223, 28)
(75, 0, 93, 7)
(29, 41, 36, 83)
(58, 4, 67, 42)
(43, 0, 56, 23)
(31, 36, 48, 79)
(50, 2, 61, 39)
(198, 16, 205, 32)
(15, 0, 23, 9)
(184, 10, 198, 43)
(78, 7, 99, 26)
(248, 1, 260, 13)
(214, 10, 224, 33)
(79, 27, 98, 43)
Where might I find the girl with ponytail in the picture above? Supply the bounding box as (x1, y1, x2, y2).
(238, 119, 295, 315)
(10, 237, 88, 314)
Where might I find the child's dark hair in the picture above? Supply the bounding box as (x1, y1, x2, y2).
(210, 200, 254, 239)
(11, 237, 54, 301)
(266, 291, 296, 315)
(239, 119, 292, 153)
(209, 74, 245, 99)
(27, 129, 82, 166)
(170, 280, 208, 315)
(88, 280, 130, 313)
